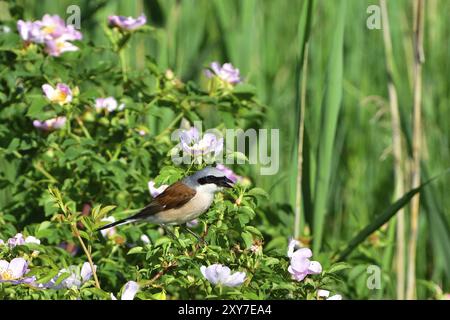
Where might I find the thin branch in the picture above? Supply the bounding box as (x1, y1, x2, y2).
(71, 223, 101, 289)
(75, 117, 92, 140)
(142, 262, 177, 288)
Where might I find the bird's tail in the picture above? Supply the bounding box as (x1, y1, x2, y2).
(96, 203, 157, 232)
(96, 216, 136, 231)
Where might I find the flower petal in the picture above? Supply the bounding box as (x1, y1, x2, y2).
(80, 262, 95, 283)
(0, 260, 9, 274)
(180, 127, 199, 145)
(42, 84, 55, 99)
(288, 267, 308, 282)
(290, 248, 312, 273)
(307, 261, 322, 275)
(100, 217, 116, 238)
(140, 234, 150, 245)
(287, 238, 300, 258)
(201, 264, 222, 285)
(186, 219, 199, 228)
(215, 265, 231, 285)
(210, 62, 221, 75)
(327, 294, 342, 300)
(318, 289, 330, 298)
(121, 281, 139, 300)
(200, 265, 207, 278)
(204, 265, 220, 285)
(8, 258, 28, 279)
(223, 271, 246, 287)
(148, 181, 168, 198)
(61, 273, 81, 289)
(25, 236, 40, 245)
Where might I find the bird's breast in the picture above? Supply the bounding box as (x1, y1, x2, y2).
(150, 192, 215, 225)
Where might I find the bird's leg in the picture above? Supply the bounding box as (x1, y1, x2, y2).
(161, 224, 178, 241)
(182, 225, 208, 246)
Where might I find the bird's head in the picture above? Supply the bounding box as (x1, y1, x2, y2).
(187, 166, 234, 193)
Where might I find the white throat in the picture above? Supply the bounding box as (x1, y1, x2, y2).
(196, 183, 220, 194)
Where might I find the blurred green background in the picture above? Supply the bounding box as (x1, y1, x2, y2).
(6, 0, 450, 299)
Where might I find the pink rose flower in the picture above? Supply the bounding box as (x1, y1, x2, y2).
(42, 83, 72, 105)
(108, 14, 147, 31)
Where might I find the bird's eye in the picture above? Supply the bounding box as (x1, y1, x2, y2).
(197, 175, 218, 185)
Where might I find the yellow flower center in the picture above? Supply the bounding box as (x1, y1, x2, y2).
(56, 40, 67, 50)
(42, 25, 56, 34)
(0, 270, 15, 280)
(53, 90, 68, 103)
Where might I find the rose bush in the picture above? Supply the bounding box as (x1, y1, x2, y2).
(0, 6, 345, 300)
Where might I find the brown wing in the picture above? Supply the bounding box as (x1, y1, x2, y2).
(132, 181, 196, 220)
(154, 181, 196, 209)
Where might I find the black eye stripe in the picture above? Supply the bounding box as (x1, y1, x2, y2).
(197, 175, 224, 185)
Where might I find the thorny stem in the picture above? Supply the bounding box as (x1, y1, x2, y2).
(142, 262, 176, 287)
(75, 117, 92, 139)
(119, 49, 128, 82)
(71, 223, 101, 289)
(66, 109, 72, 135)
(49, 188, 100, 289)
(34, 161, 58, 183)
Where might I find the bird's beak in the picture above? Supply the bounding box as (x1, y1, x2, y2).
(218, 177, 234, 188)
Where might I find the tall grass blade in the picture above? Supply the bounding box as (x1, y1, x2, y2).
(336, 171, 448, 262)
(312, 0, 346, 252)
(380, 0, 406, 300)
(293, 0, 314, 238)
(407, 0, 425, 300)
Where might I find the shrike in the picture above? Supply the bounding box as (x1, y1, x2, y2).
(97, 167, 234, 233)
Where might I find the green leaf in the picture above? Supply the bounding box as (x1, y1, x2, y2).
(36, 221, 51, 234)
(247, 187, 269, 198)
(127, 246, 144, 255)
(26, 97, 48, 120)
(241, 231, 253, 248)
(53, 271, 71, 286)
(36, 268, 60, 284)
(98, 205, 117, 219)
(326, 262, 351, 274)
(232, 83, 256, 99)
(245, 225, 263, 238)
(151, 290, 167, 300)
(7, 138, 19, 151)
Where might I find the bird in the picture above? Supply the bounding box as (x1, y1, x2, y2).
(96, 167, 234, 237)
